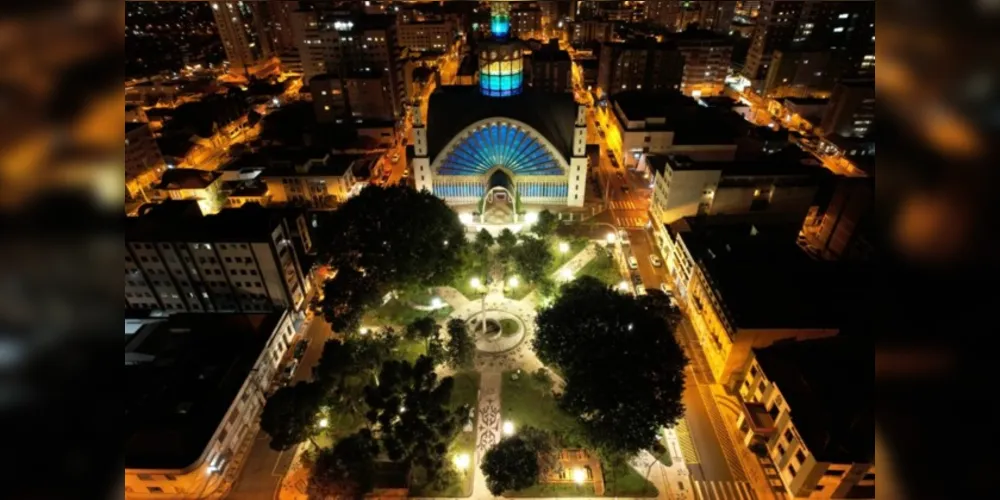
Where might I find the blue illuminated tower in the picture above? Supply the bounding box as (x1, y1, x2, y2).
(479, 1, 523, 97)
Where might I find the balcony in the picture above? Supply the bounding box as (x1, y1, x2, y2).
(741, 401, 777, 436)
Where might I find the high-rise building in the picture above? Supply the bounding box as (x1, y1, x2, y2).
(510, 2, 544, 40)
(813, 176, 873, 261)
(746, 0, 875, 94)
(125, 201, 311, 315)
(571, 19, 613, 46)
(344, 70, 395, 121)
(124, 312, 297, 499)
(126, 123, 166, 201)
(263, 0, 298, 53)
(310, 74, 349, 123)
(597, 40, 685, 98)
(528, 39, 572, 93)
(210, 1, 275, 76)
(397, 19, 456, 52)
(696, 1, 737, 33)
(645, 1, 734, 33)
(674, 29, 734, 97)
(292, 10, 405, 119)
(820, 78, 874, 137)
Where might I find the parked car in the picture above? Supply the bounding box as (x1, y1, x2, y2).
(280, 359, 300, 385)
(649, 255, 663, 267)
(293, 339, 310, 360)
(628, 256, 639, 269)
(632, 274, 645, 294)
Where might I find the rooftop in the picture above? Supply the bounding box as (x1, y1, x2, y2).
(125, 313, 285, 470)
(126, 122, 148, 134)
(780, 97, 829, 106)
(754, 336, 875, 464)
(426, 85, 576, 162)
(155, 169, 221, 191)
(128, 201, 289, 243)
(671, 215, 855, 330)
(612, 91, 744, 145)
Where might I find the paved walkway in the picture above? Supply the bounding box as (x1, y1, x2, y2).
(521, 243, 599, 306)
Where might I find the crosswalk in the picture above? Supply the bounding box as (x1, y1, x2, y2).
(615, 215, 646, 228)
(692, 480, 758, 500)
(675, 418, 700, 464)
(609, 200, 641, 210)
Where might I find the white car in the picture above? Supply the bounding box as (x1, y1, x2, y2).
(649, 255, 663, 267)
(628, 256, 639, 269)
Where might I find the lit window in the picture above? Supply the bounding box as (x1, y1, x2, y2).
(833, 27, 844, 33)
(839, 13, 850, 19)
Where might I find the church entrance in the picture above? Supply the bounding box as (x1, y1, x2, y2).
(480, 169, 517, 224)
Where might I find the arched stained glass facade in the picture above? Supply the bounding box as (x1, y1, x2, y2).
(437, 122, 564, 176)
(490, 1, 511, 39)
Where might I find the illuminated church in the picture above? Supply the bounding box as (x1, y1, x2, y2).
(413, 1, 588, 222)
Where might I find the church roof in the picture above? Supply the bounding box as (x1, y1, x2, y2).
(426, 86, 576, 164)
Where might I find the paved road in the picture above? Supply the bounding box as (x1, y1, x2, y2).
(228, 317, 334, 500)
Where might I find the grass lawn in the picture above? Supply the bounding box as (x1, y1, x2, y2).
(602, 462, 659, 498)
(507, 483, 597, 498)
(363, 299, 452, 328)
(393, 339, 427, 364)
(578, 249, 621, 288)
(410, 371, 480, 498)
(500, 318, 520, 337)
(454, 272, 486, 301)
(501, 371, 584, 443)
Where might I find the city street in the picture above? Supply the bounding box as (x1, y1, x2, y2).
(227, 317, 334, 500)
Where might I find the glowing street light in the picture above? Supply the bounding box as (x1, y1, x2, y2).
(459, 213, 474, 225)
(318, 418, 330, 429)
(470, 277, 482, 290)
(561, 268, 574, 281)
(559, 242, 570, 254)
(453, 453, 471, 471)
(606, 233, 617, 244)
(502, 421, 516, 436)
(618, 281, 630, 292)
(431, 297, 443, 309)
(359, 327, 370, 336)
(509, 276, 520, 289)
(573, 468, 587, 484)
(525, 212, 539, 224)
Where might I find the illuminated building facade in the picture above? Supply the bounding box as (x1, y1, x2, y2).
(413, 1, 588, 216)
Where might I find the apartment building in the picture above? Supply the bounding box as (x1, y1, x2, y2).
(126, 122, 167, 201)
(606, 91, 740, 168)
(571, 19, 613, 46)
(125, 201, 310, 315)
(660, 215, 849, 383)
(674, 29, 734, 97)
(510, 3, 544, 40)
(646, 153, 825, 235)
(733, 336, 875, 499)
(820, 78, 875, 138)
(153, 169, 225, 214)
(397, 19, 455, 51)
(258, 150, 380, 207)
(124, 312, 296, 499)
(597, 40, 685, 99)
(528, 39, 572, 93)
(210, 1, 276, 77)
(291, 11, 405, 119)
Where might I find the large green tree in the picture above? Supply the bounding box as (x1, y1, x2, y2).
(316, 186, 467, 332)
(406, 317, 446, 364)
(512, 235, 554, 284)
(445, 318, 476, 370)
(310, 430, 380, 497)
(259, 382, 323, 451)
(480, 435, 541, 495)
(532, 277, 688, 456)
(363, 357, 466, 478)
(531, 210, 560, 240)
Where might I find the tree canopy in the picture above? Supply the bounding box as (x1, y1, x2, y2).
(311, 430, 380, 497)
(512, 235, 554, 285)
(480, 435, 542, 496)
(532, 277, 688, 456)
(259, 382, 323, 451)
(406, 317, 446, 364)
(445, 318, 476, 370)
(531, 210, 560, 239)
(316, 186, 467, 333)
(363, 357, 466, 474)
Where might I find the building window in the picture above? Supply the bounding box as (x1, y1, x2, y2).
(824, 468, 845, 477)
(777, 444, 786, 457)
(750, 365, 758, 377)
(795, 450, 807, 465)
(138, 474, 154, 481)
(165, 475, 177, 481)
(863, 473, 876, 481)
(148, 487, 164, 494)
(787, 464, 797, 477)
(784, 429, 794, 443)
